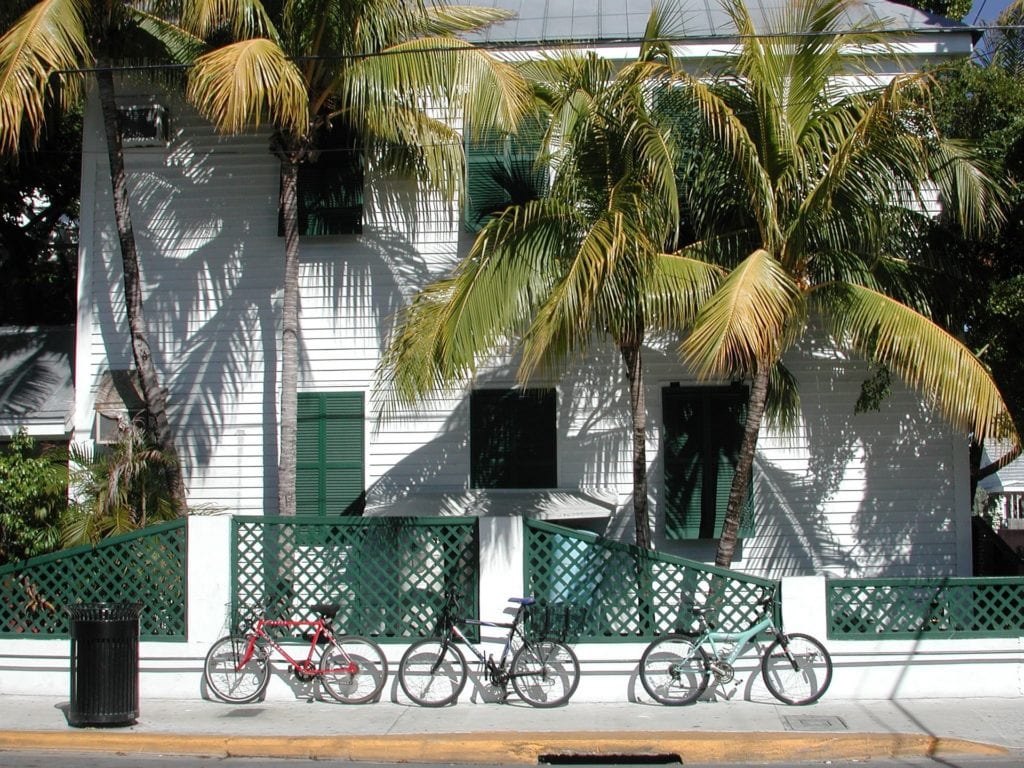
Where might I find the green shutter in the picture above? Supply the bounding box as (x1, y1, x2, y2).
(295, 392, 365, 517)
(279, 124, 363, 237)
(471, 389, 556, 489)
(663, 386, 753, 540)
(464, 115, 548, 232)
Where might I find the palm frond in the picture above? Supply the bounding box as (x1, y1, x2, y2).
(0, 0, 89, 154)
(187, 38, 309, 135)
(682, 248, 803, 379)
(819, 282, 1019, 445)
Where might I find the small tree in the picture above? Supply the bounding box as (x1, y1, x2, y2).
(63, 417, 178, 547)
(0, 431, 67, 564)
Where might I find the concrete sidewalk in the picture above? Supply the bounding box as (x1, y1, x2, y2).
(0, 695, 1020, 764)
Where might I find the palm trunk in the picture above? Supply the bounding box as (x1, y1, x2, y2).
(96, 65, 188, 515)
(715, 365, 769, 569)
(620, 338, 650, 550)
(276, 141, 302, 517)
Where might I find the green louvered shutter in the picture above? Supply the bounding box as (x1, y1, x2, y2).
(464, 115, 548, 232)
(296, 392, 365, 517)
(663, 386, 753, 540)
(471, 388, 556, 489)
(663, 388, 704, 539)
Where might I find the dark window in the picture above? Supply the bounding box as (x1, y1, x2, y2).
(296, 392, 364, 516)
(471, 388, 557, 489)
(663, 385, 753, 540)
(280, 124, 363, 236)
(464, 116, 548, 232)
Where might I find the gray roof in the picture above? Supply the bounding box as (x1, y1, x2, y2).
(0, 326, 74, 439)
(464, 0, 975, 45)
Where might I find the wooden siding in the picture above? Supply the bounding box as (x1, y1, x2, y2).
(76, 88, 969, 580)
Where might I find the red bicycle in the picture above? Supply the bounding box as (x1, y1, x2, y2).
(203, 602, 388, 704)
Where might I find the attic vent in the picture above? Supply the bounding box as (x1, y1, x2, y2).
(119, 104, 169, 147)
(94, 369, 146, 444)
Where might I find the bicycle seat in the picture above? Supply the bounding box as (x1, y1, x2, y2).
(509, 597, 535, 606)
(311, 603, 340, 619)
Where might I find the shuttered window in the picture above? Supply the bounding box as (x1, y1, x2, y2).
(296, 392, 365, 516)
(464, 115, 548, 232)
(471, 388, 557, 489)
(279, 124, 363, 236)
(663, 385, 753, 540)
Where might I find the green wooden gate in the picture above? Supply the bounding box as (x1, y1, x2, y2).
(524, 519, 777, 641)
(230, 516, 478, 641)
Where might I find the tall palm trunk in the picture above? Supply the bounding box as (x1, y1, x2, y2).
(273, 135, 303, 516)
(620, 335, 650, 550)
(96, 64, 188, 515)
(715, 365, 769, 568)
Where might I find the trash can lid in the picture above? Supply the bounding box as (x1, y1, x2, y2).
(67, 602, 143, 621)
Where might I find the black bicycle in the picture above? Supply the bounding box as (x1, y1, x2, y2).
(398, 587, 581, 707)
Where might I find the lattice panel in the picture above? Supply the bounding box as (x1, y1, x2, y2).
(828, 577, 1024, 638)
(524, 519, 778, 641)
(231, 517, 479, 642)
(0, 519, 187, 639)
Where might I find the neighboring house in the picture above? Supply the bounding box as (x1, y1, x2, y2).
(73, 0, 981, 579)
(0, 326, 74, 443)
(977, 441, 1024, 556)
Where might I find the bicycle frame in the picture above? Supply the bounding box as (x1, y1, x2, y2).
(438, 598, 533, 682)
(697, 612, 776, 674)
(238, 616, 355, 677)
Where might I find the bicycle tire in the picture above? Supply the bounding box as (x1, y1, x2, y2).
(639, 634, 711, 706)
(319, 635, 388, 704)
(203, 635, 271, 704)
(510, 640, 580, 707)
(398, 638, 467, 707)
(761, 632, 833, 705)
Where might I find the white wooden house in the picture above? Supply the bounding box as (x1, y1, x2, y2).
(73, 0, 982, 580)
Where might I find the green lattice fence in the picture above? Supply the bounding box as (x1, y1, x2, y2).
(828, 577, 1024, 639)
(0, 519, 187, 639)
(231, 516, 478, 642)
(524, 520, 778, 641)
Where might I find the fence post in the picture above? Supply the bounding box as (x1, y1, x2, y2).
(780, 574, 828, 639)
(187, 515, 233, 643)
(478, 516, 524, 623)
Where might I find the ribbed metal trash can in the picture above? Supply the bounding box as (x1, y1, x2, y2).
(68, 602, 141, 727)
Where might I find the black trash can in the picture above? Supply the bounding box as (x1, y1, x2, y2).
(68, 602, 142, 727)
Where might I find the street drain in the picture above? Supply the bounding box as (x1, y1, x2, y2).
(781, 715, 848, 732)
(538, 754, 682, 765)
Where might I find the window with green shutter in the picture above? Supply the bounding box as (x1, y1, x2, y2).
(470, 388, 557, 489)
(464, 115, 548, 232)
(296, 392, 365, 516)
(279, 123, 363, 237)
(662, 385, 753, 540)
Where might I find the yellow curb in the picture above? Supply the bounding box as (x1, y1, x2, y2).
(0, 730, 1008, 764)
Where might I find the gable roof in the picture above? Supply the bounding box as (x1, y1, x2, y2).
(0, 326, 75, 440)
(465, 0, 977, 46)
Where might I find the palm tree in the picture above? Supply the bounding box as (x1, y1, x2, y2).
(674, 0, 1018, 567)
(0, 0, 201, 514)
(183, 0, 531, 516)
(376, 10, 718, 548)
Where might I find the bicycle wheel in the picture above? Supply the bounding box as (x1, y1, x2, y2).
(761, 632, 833, 705)
(510, 640, 580, 707)
(319, 635, 388, 704)
(639, 635, 710, 706)
(398, 638, 467, 707)
(203, 635, 270, 704)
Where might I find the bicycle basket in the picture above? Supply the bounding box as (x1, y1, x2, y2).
(525, 601, 587, 643)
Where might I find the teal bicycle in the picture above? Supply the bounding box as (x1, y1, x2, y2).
(639, 587, 832, 706)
